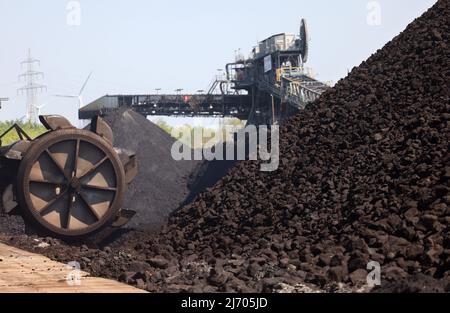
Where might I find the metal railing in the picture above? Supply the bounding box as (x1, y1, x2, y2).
(280, 76, 327, 108)
(276, 67, 304, 82)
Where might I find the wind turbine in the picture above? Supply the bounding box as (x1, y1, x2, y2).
(54, 71, 93, 109)
(33, 103, 46, 116)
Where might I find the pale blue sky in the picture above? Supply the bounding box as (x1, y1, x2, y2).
(0, 0, 437, 125)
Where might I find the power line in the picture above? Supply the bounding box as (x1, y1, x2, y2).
(17, 49, 47, 123)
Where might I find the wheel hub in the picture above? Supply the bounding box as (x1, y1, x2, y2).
(69, 177, 81, 191)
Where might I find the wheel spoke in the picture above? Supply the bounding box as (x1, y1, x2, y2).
(44, 149, 69, 180)
(63, 191, 74, 229)
(78, 192, 101, 221)
(78, 156, 108, 180)
(39, 189, 69, 217)
(29, 179, 60, 185)
(82, 184, 117, 192)
(73, 139, 80, 178)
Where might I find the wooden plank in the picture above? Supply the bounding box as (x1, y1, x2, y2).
(0, 242, 147, 293)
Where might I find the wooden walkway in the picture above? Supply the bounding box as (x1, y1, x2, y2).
(0, 242, 146, 293)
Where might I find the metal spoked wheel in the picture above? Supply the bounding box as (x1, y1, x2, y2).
(16, 129, 125, 238)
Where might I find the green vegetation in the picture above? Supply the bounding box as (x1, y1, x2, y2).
(0, 120, 47, 146)
(0, 117, 245, 148)
(154, 118, 245, 149)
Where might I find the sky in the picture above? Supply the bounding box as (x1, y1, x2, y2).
(0, 0, 437, 126)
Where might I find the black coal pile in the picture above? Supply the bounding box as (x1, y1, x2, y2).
(157, 0, 450, 290)
(104, 109, 201, 231)
(372, 274, 448, 293)
(184, 145, 238, 205)
(0, 215, 25, 236)
(1, 0, 449, 294)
